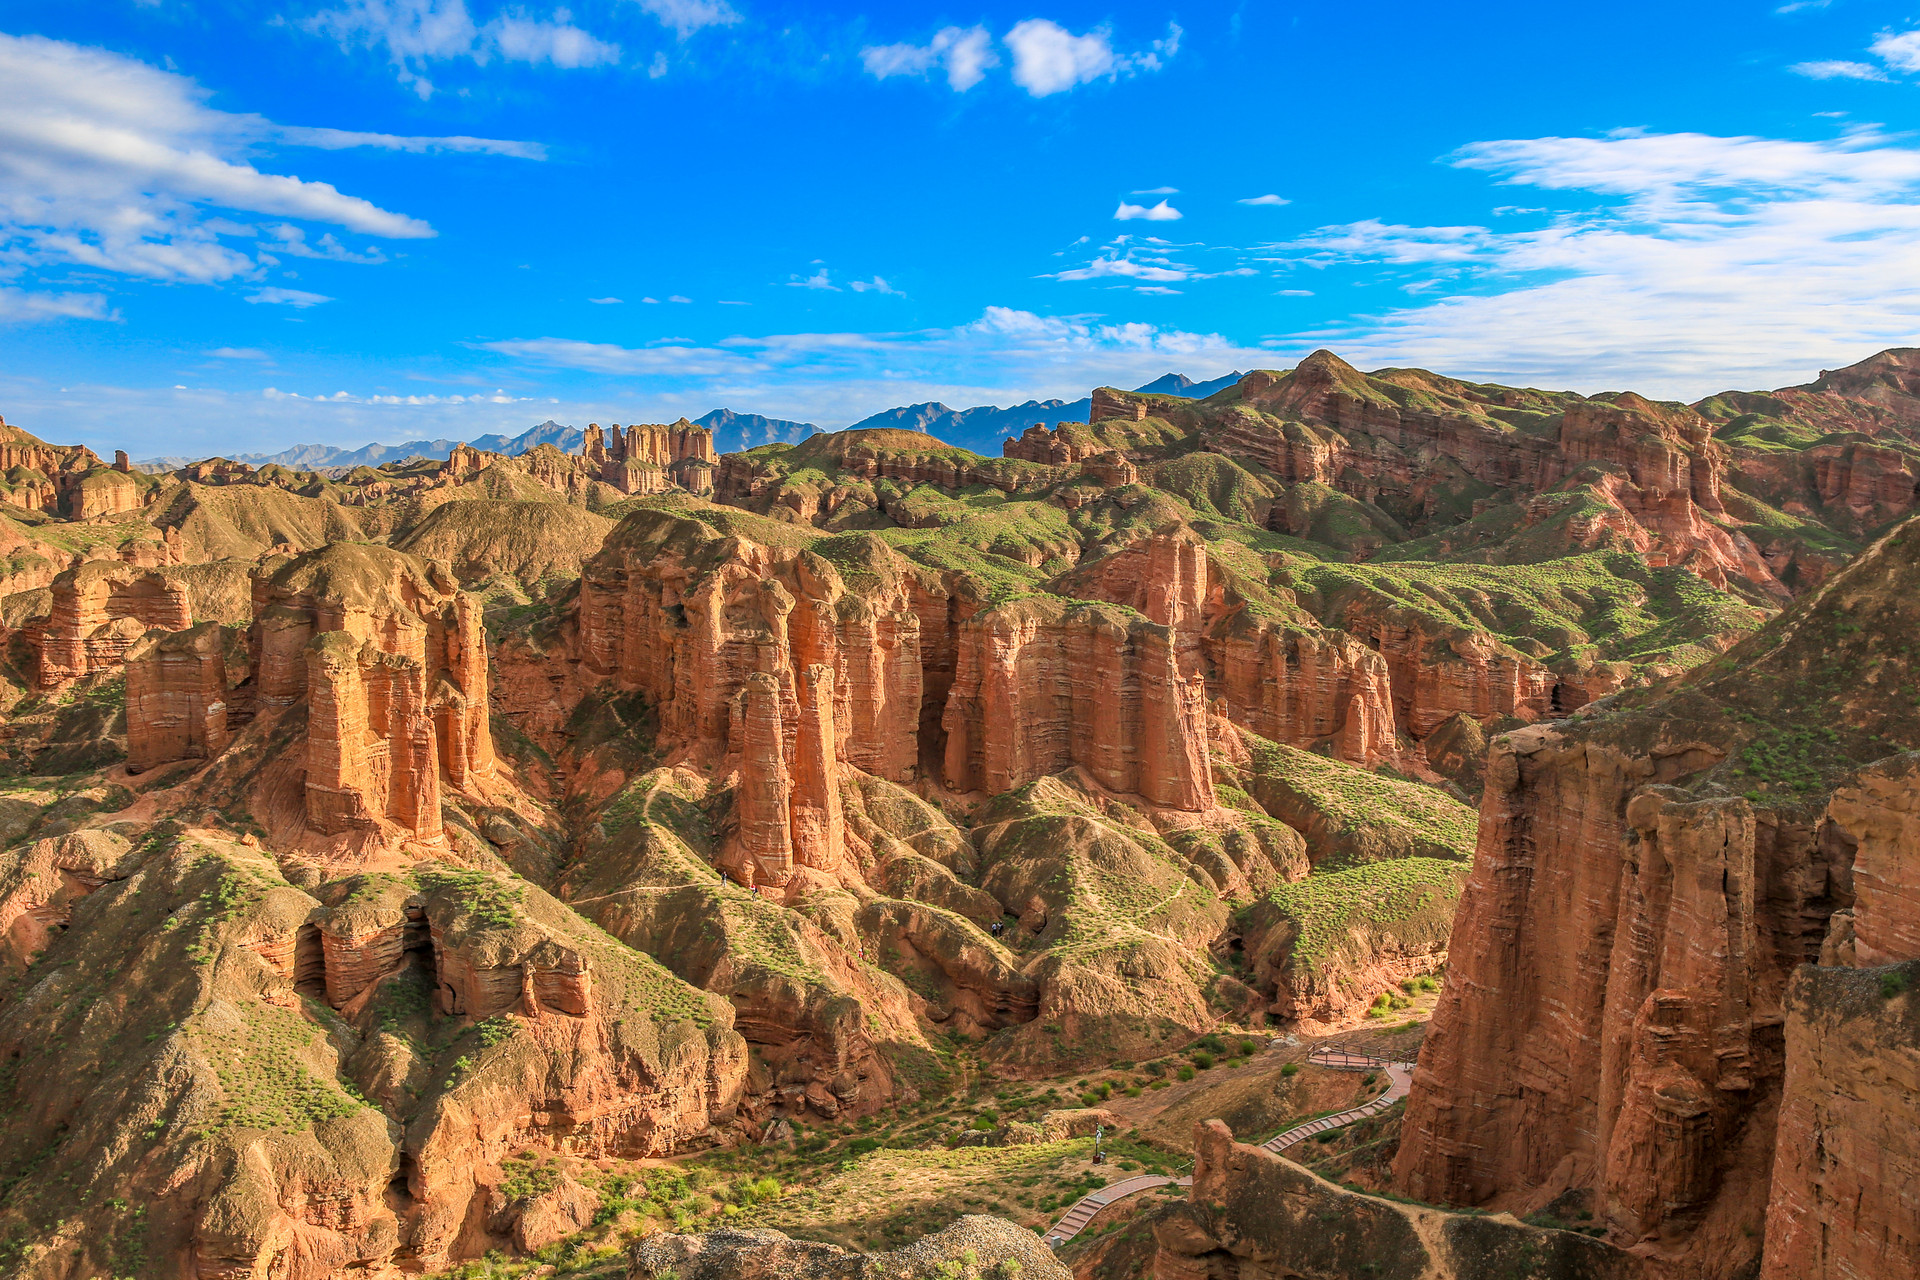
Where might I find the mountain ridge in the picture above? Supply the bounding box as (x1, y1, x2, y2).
(135, 371, 1245, 470)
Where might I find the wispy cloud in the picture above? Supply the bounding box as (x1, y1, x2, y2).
(848, 276, 902, 295)
(264, 385, 534, 404)
(588, 296, 622, 304)
(1791, 59, 1888, 81)
(1256, 128, 1920, 396)
(1115, 199, 1182, 221)
(478, 305, 1272, 425)
(206, 346, 271, 358)
(629, 0, 738, 39)
(0, 32, 532, 301)
(862, 18, 1177, 96)
(1238, 193, 1289, 206)
(275, 126, 546, 159)
(248, 287, 334, 307)
(0, 288, 116, 324)
(305, 0, 621, 97)
(1132, 186, 1178, 195)
(862, 25, 998, 91)
(788, 266, 838, 291)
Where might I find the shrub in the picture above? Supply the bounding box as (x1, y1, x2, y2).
(1177, 1066, 1196, 1082)
(1882, 971, 1910, 999)
(1280, 1062, 1301, 1078)
(1237, 1038, 1256, 1057)
(1190, 1051, 1214, 1070)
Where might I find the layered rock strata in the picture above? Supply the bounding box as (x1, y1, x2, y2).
(580, 419, 718, 494)
(124, 621, 244, 772)
(248, 545, 494, 842)
(576, 508, 1218, 817)
(34, 562, 191, 688)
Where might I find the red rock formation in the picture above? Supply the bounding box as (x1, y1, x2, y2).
(580, 419, 717, 494)
(1392, 723, 1820, 1277)
(1759, 961, 1920, 1280)
(246, 545, 494, 843)
(442, 442, 486, 479)
(578, 508, 1216, 817)
(939, 598, 1214, 809)
(1004, 422, 1101, 465)
(790, 663, 844, 872)
(717, 430, 1057, 514)
(722, 672, 796, 887)
(1089, 386, 1149, 424)
(124, 622, 241, 773)
(1202, 611, 1397, 767)
(34, 562, 191, 688)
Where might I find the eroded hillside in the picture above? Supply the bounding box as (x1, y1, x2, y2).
(0, 351, 1914, 1279)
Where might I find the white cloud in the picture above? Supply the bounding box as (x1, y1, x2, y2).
(789, 267, 839, 290)
(1871, 28, 1920, 74)
(248, 287, 334, 307)
(307, 0, 623, 94)
(848, 276, 901, 295)
(0, 33, 534, 299)
(588, 296, 622, 304)
(629, 0, 739, 39)
(1257, 128, 1920, 397)
(206, 346, 270, 358)
(1005, 19, 1115, 95)
(0, 288, 115, 323)
(489, 12, 621, 67)
(277, 126, 544, 158)
(477, 304, 1272, 426)
(1133, 285, 1181, 295)
(648, 51, 669, 77)
(1791, 59, 1889, 81)
(861, 25, 998, 91)
(1005, 19, 1178, 96)
(1053, 255, 1188, 283)
(265, 385, 533, 404)
(1132, 186, 1178, 195)
(1238, 193, 1289, 206)
(1114, 199, 1182, 221)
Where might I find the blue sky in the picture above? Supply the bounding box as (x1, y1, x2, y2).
(3, 1, 1920, 459)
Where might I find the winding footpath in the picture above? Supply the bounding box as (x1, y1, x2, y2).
(1041, 1043, 1415, 1248)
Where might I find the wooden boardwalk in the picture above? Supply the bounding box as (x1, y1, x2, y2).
(1041, 1044, 1414, 1248)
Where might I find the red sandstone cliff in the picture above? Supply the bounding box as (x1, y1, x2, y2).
(1395, 514, 1920, 1279)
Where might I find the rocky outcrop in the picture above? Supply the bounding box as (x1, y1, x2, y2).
(124, 621, 246, 773)
(1394, 513, 1920, 1277)
(1204, 609, 1399, 767)
(581, 420, 717, 494)
(630, 1216, 1069, 1280)
(1392, 726, 1803, 1274)
(33, 562, 192, 688)
(246, 545, 494, 843)
(0, 414, 117, 518)
(1758, 960, 1920, 1280)
(1147, 1120, 1641, 1280)
(940, 597, 1214, 810)
(578, 506, 1213, 812)
(0, 829, 137, 969)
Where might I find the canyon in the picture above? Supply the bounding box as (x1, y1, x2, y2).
(0, 348, 1914, 1278)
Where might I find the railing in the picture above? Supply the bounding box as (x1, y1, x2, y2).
(1043, 1042, 1418, 1247)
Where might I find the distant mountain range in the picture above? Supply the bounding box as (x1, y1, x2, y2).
(136, 371, 1243, 470)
